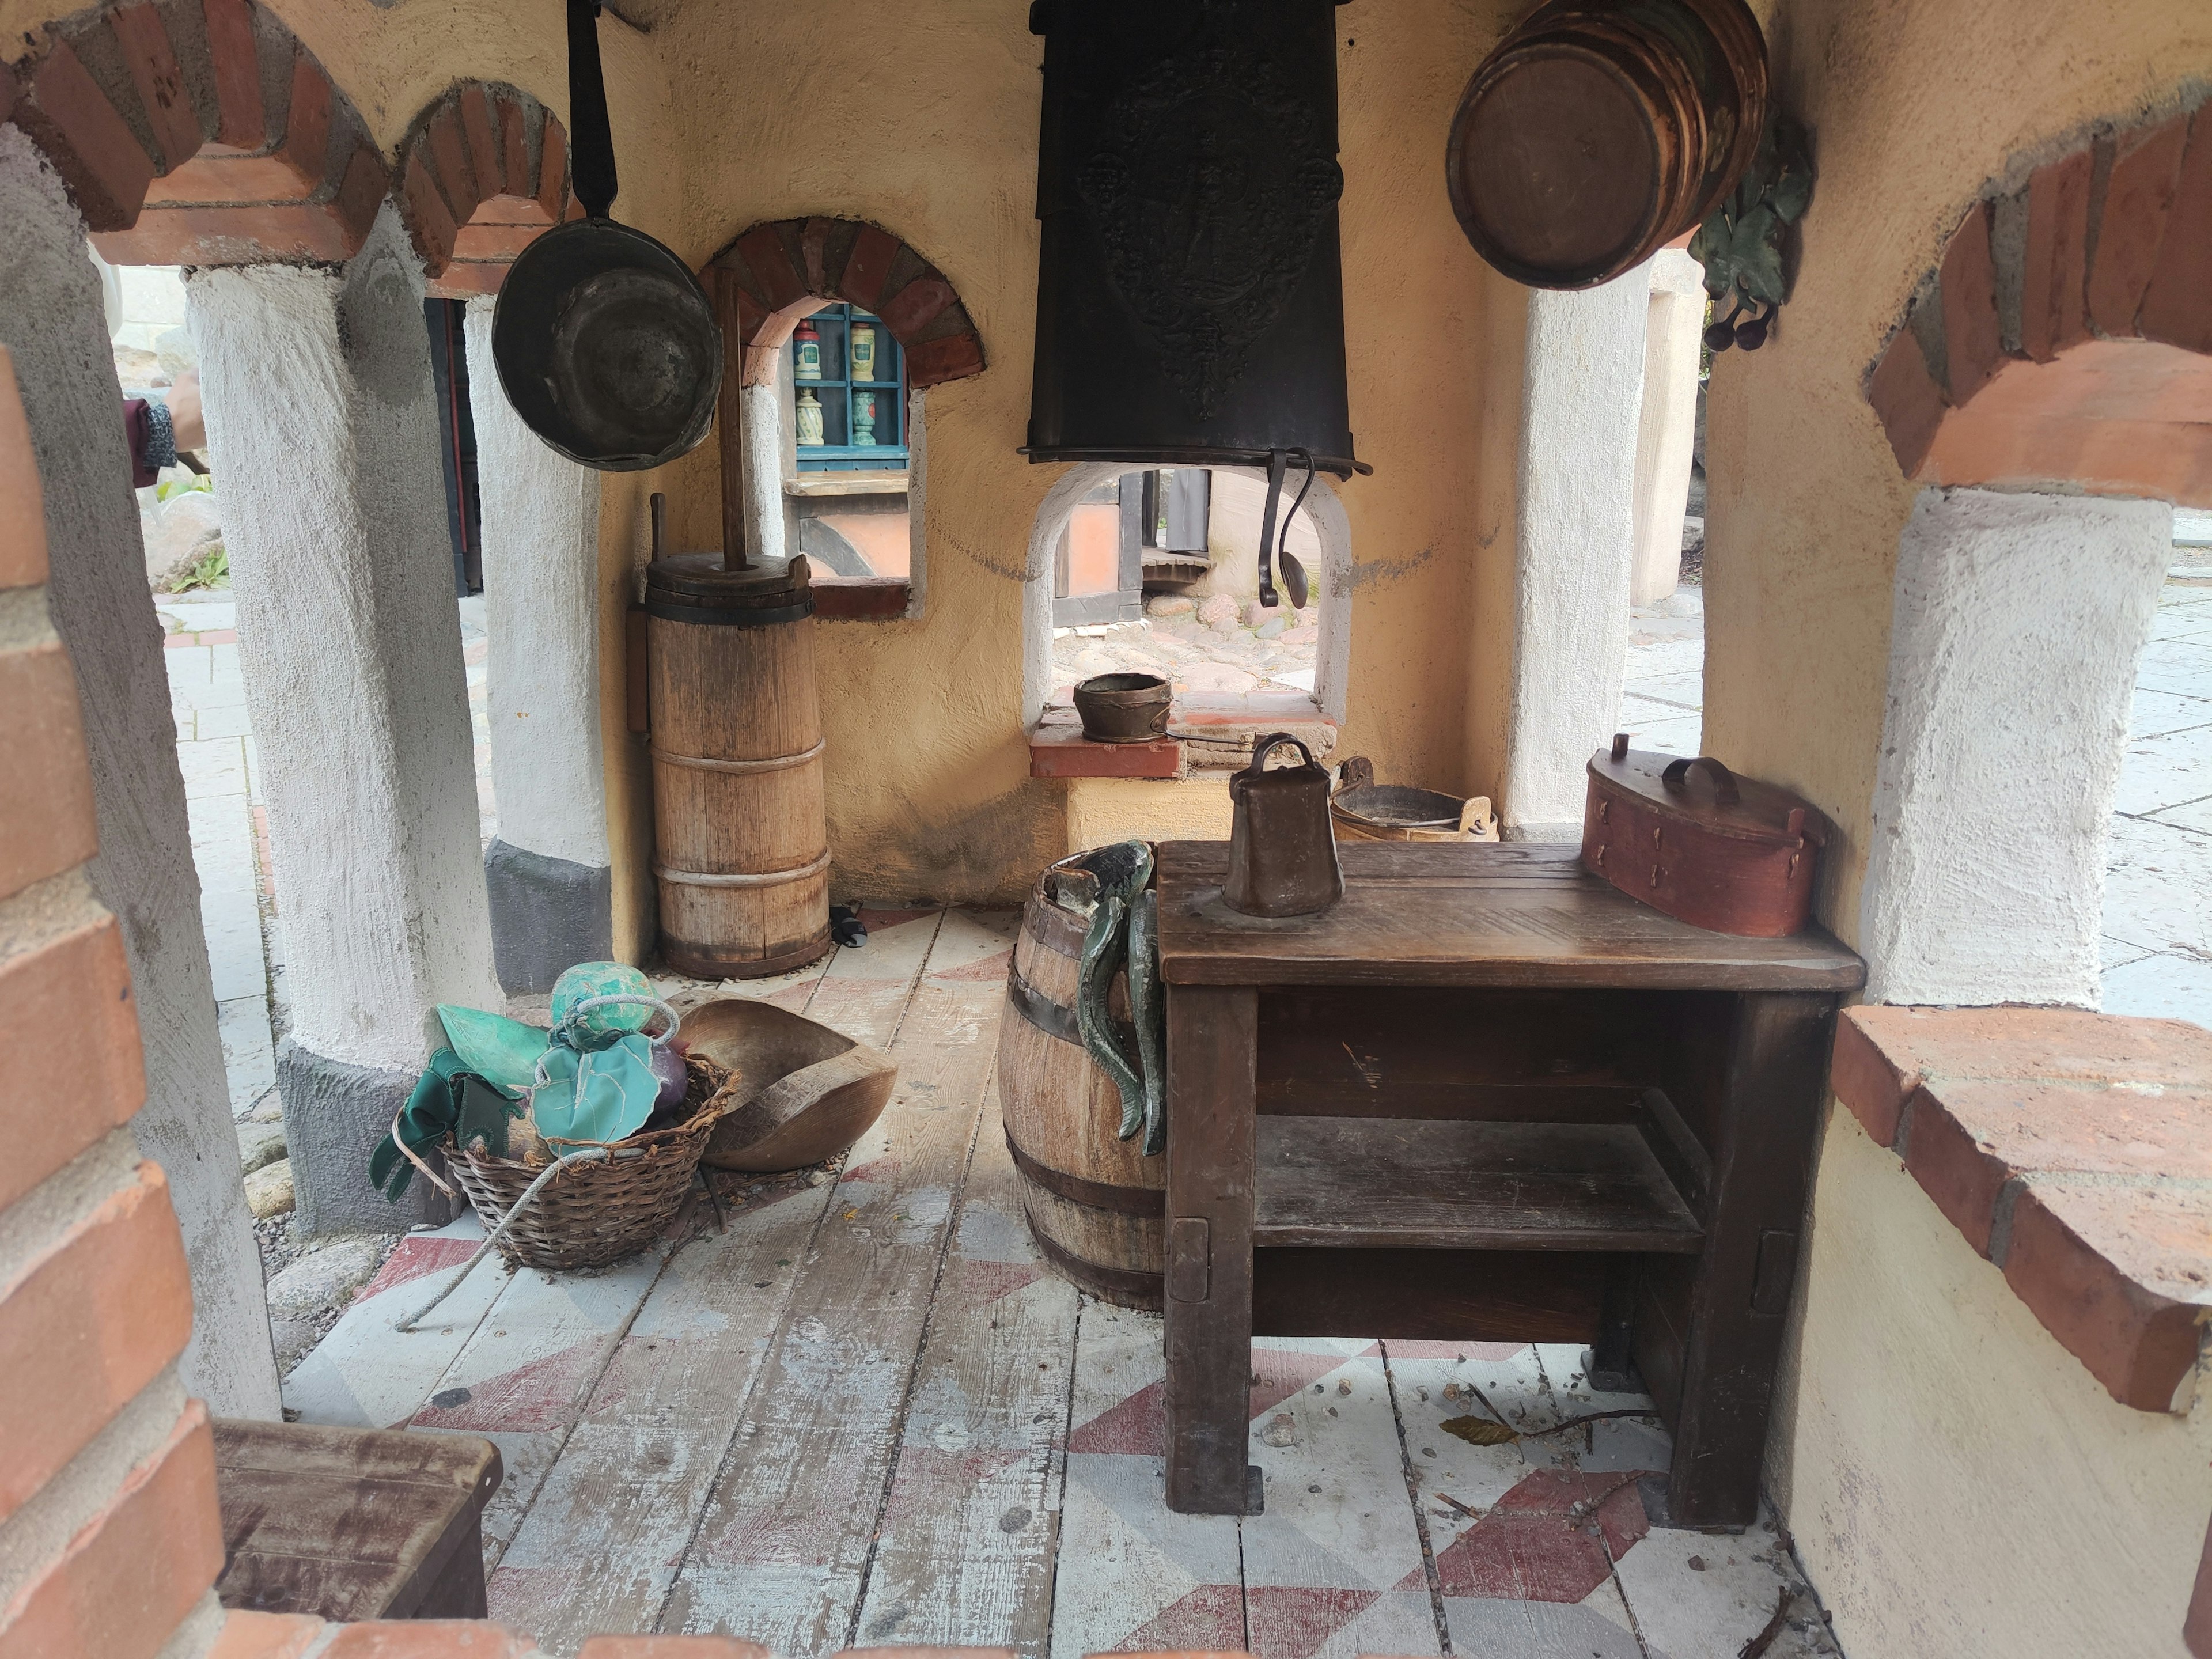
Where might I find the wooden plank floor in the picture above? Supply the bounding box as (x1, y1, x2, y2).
(286, 906, 1843, 1659)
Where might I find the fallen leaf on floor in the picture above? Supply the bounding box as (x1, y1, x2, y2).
(1440, 1413, 1516, 1446)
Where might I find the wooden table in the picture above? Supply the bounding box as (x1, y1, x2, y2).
(1156, 841, 1863, 1527)
(214, 1419, 502, 1621)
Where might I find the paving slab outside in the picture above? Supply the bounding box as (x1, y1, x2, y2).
(155, 540, 2210, 1658)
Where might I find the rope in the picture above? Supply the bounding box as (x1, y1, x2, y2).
(393, 1146, 629, 1332)
(396, 993, 680, 1331)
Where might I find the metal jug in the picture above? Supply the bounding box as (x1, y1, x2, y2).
(1223, 734, 1343, 918)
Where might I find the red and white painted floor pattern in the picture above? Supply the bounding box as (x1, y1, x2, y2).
(284, 907, 1842, 1659)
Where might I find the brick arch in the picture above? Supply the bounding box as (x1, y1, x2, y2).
(394, 82, 575, 299)
(709, 217, 985, 388)
(3, 0, 386, 265)
(1868, 96, 2212, 506)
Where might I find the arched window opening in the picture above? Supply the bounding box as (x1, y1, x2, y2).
(707, 218, 985, 620)
(1044, 468, 1325, 707)
(1021, 461, 1353, 786)
(1858, 100, 2212, 1022)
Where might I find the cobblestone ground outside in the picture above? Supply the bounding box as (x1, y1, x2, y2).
(1051, 592, 1323, 699)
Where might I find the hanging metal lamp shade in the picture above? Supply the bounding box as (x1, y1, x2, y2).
(1023, 0, 1368, 480)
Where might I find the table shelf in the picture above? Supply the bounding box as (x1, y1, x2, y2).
(1251, 1115, 1704, 1253)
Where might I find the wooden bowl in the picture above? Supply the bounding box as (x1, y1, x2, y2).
(680, 998, 899, 1172)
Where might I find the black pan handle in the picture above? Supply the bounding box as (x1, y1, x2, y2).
(1661, 755, 1742, 806)
(567, 0, 616, 219)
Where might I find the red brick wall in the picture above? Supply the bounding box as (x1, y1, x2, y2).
(0, 345, 224, 1659)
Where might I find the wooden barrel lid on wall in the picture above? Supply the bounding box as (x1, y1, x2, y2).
(998, 882, 1164, 1309)
(646, 552, 832, 979)
(1446, 0, 1767, 290)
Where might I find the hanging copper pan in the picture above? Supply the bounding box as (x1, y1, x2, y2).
(1445, 0, 1767, 290)
(492, 0, 721, 471)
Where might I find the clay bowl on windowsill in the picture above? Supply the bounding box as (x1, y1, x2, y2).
(680, 998, 899, 1172)
(1074, 672, 1172, 743)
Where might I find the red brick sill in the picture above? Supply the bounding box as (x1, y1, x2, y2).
(813, 578, 908, 620)
(1031, 722, 1180, 779)
(1029, 699, 1341, 780)
(1830, 1006, 2212, 1412)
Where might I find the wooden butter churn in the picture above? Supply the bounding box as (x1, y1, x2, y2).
(638, 493, 832, 978)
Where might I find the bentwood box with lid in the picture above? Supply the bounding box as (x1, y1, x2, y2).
(1581, 736, 1829, 938)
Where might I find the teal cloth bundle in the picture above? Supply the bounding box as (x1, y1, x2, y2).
(366, 962, 681, 1203)
(369, 1047, 524, 1202)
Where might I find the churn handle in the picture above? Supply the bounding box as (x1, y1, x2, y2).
(1661, 755, 1743, 806)
(1245, 732, 1319, 778)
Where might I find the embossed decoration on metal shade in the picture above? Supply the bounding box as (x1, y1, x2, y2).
(1025, 0, 1368, 479)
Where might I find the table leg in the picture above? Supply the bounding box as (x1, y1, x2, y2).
(1665, 991, 1836, 1528)
(1163, 983, 1260, 1516)
(1590, 1256, 1640, 1393)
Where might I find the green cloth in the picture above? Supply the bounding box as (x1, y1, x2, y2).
(530, 1032, 660, 1144)
(550, 961, 658, 1037)
(369, 1047, 521, 1202)
(435, 1005, 550, 1096)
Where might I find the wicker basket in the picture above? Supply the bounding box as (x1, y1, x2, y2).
(445, 1062, 726, 1272)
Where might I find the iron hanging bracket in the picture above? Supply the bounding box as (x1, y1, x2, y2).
(1255, 446, 1316, 611)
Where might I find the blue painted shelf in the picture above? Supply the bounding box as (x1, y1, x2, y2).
(794, 304, 909, 473)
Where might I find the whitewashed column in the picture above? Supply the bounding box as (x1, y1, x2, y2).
(462, 298, 610, 993)
(188, 204, 497, 1236)
(1861, 488, 2171, 1006)
(1629, 249, 1707, 607)
(1502, 273, 1650, 840)
(0, 128, 279, 1415)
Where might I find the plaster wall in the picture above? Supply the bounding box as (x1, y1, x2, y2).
(1861, 488, 2170, 1007)
(1717, 2, 2212, 1643)
(1703, 0, 2212, 938)
(1628, 250, 1705, 608)
(1789, 1111, 2211, 1659)
(1501, 275, 1649, 840)
(0, 129, 278, 1419)
(1066, 776, 1236, 858)
(635, 0, 1528, 915)
(740, 381, 790, 567)
(464, 301, 607, 873)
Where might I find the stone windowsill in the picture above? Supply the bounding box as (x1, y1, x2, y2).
(1830, 1005, 2212, 1412)
(1029, 695, 1339, 780)
(785, 471, 909, 497)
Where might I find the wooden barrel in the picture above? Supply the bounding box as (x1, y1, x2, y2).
(1445, 0, 1767, 290)
(645, 553, 832, 979)
(997, 882, 1163, 1309)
